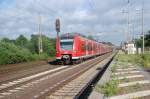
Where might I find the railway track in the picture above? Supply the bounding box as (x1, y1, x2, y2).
(107, 61, 150, 99)
(0, 53, 114, 99)
(0, 65, 69, 99)
(0, 60, 60, 84)
(48, 53, 114, 99)
(0, 61, 48, 74)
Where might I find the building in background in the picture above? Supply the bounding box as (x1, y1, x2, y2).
(121, 41, 136, 54)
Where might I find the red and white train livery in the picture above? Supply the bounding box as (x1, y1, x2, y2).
(55, 33, 112, 64)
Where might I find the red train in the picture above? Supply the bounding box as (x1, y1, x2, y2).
(55, 33, 112, 64)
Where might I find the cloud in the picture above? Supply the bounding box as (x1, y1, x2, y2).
(0, 0, 150, 45)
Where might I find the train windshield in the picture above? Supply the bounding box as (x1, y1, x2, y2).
(60, 39, 73, 50)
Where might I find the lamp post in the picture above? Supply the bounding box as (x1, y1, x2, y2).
(38, 15, 43, 54)
(122, 1, 131, 43)
(136, 0, 145, 54)
(141, 0, 145, 54)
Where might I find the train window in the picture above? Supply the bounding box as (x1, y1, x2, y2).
(88, 44, 92, 51)
(60, 40, 73, 50)
(81, 43, 84, 50)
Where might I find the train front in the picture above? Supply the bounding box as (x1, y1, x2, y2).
(55, 33, 77, 64)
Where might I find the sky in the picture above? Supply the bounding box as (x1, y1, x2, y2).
(0, 0, 150, 45)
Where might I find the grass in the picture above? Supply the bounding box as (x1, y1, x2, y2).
(115, 51, 150, 68)
(115, 54, 142, 65)
(121, 77, 130, 83)
(111, 63, 117, 73)
(95, 62, 119, 97)
(141, 53, 150, 68)
(95, 75, 119, 96)
(95, 51, 150, 97)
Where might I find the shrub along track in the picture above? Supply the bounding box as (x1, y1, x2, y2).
(0, 52, 113, 99)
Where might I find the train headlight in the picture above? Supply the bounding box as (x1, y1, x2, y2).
(63, 55, 70, 59)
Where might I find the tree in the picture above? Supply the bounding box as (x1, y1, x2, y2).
(42, 35, 55, 56)
(15, 35, 28, 48)
(1, 38, 15, 43)
(145, 30, 150, 47)
(87, 35, 94, 40)
(135, 30, 150, 48)
(135, 38, 142, 47)
(0, 34, 56, 65)
(28, 34, 39, 53)
(1, 38, 11, 43)
(28, 34, 55, 56)
(105, 42, 114, 46)
(0, 42, 34, 65)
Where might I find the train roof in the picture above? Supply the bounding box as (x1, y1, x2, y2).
(60, 33, 111, 46)
(60, 33, 86, 39)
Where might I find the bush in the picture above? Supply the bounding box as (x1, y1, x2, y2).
(103, 77, 118, 96)
(0, 42, 35, 65)
(141, 53, 150, 68)
(95, 76, 119, 96)
(116, 52, 150, 68)
(0, 34, 56, 65)
(115, 54, 142, 65)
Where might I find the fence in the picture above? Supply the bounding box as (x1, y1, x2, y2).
(137, 47, 150, 54)
(145, 47, 150, 53)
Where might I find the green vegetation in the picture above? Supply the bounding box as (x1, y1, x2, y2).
(121, 77, 130, 83)
(134, 29, 150, 68)
(111, 63, 117, 73)
(141, 53, 150, 68)
(0, 34, 55, 65)
(95, 75, 119, 96)
(115, 54, 142, 64)
(95, 63, 119, 96)
(101, 75, 119, 96)
(135, 30, 150, 47)
(115, 53, 150, 68)
(0, 42, 33, 64)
